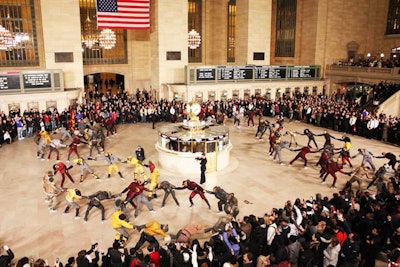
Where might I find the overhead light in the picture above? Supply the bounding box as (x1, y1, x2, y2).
(0, 9, 30, 51)
(82, 13, 98, 48)
(0, 25, 14, 50)
(188, 29, 201, 49)
(99, 29, 116, 49)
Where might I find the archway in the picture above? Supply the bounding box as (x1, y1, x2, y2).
(84, 73, 125, 100)
(334, 81, 372, 104)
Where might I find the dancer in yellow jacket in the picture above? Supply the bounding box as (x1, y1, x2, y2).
(64, 188, 82, 219)
(132, 221, 170, 252)
(146, 162, 160, 199)
(124, 156, 147, 181)
(111, 210, 134, 241)
(40, 130, 52, 145)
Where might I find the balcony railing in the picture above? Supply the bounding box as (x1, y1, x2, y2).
(326, 65, 400, 81)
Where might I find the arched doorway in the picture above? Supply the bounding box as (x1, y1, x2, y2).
(335, 82, 371, 105)
(84, 73, 125, 100)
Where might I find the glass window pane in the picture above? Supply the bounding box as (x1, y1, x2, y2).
(80, 0, 127, 65)
(275, 0, 296, 57)
(207, 142, 216, 153)
(0, 0, 39, 67)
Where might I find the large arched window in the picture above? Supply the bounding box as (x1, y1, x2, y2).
(0, 0, 39, 67)
(227, 0, 236, 62)
(80, 0, 127, 65)
(275, 0, 296, 57)
(188, 0, 202, 63)
(387, 0, 400, 34)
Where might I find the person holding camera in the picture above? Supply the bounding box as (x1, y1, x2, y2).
(0, 245, 14, 267)
(76, 243, 100, 267)
(105, 241, 128, 267)
(195, 152, 207, 184)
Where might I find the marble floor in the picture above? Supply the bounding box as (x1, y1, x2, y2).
(0, 118, 398, 264)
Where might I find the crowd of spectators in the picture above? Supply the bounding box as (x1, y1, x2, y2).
(1, 105, 400, 267)
(1, 83, 399, 147)
(0, 88, 399, 266)
(1, 169, 400, 267)
(333, 57, 400, 68)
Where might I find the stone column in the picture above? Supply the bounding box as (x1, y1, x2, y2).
(150, 0, 188, 98)
(40, 0, 84, 89)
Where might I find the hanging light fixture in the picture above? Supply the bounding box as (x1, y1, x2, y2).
(99, 29, 116, 49)
(0, 25, 14, 50)
(82, 10, 98, 48)
(188, 29, 201, 49)
(0, 7, 30, 50)
(14, 32, 29, 44)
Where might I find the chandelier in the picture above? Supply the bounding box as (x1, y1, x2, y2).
(0, 25, 14, 50)
(82, 14, 99, 48)
(188, 29, 201, 49)
(99, 29, 116, 49)
(0, 13, 30, 51)
(81, 10, 116, 50)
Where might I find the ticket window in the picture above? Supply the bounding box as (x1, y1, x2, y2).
(244, 89, 250, 100)
(179, 141, 192, 152)
(285, 88, 291, 98)
(294, 87, 301, 98)
(233, 90, 239, 100)
(28, 102, 39, 113)
(264, 90, 271, 100)
(221, 91, 228, 101)
(219, 135, 229, 149)
(304, 87, 309, 95)
(159, 135, 170, 149)
(193, 140, 205, 153)
(46, 101, 57, 113)
(312, 86, 318, 96)
(206, 141, 216, 153)
(8, 103, 20, 117)
(276, 89, 282, 99)
(174, 92, 183, 101)
(208, 91, 216, 101)
(195, 92, 203, 102)
(169, 138, 178, 151)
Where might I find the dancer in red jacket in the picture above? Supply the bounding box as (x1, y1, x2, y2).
(53, 161, 75, 187)
(289, 145, 319, 168)
(177, 179, 211, 209)
(321, 158, 350, 188)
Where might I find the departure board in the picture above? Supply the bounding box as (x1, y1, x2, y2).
(288, 66, 317, 78)
(23, 73, 52, 88)
(196, 67, 216, 81)
(0, 71, 21, 90)
(217, 66, 253, 80)
(187, 65, 320, 83)
(255, 66, 286, 79)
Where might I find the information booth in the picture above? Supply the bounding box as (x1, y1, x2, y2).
(156, 123, 231, 174)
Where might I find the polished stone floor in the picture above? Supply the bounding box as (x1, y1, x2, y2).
(0, 118, 397, 264)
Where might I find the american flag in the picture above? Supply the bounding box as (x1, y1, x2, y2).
(96, 0, 150, 30)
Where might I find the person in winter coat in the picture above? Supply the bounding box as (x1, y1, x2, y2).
(323, 236, 341, 267)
